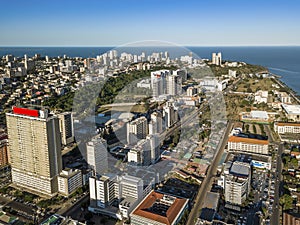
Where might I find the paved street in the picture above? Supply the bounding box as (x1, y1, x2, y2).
(186, 121, 233, 225)
(271, 143, 283, 225)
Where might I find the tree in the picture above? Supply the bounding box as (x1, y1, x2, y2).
(280, 194, 294, 210)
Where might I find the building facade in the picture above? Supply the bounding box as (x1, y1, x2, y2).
(228, 136, 269, 155)
(6, 106, 62, 197)
(58, 168, 82, 196)
(86, 136, 108, 176)
(58, 112, 74, 145)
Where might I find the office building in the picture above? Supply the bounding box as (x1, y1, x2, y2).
(86, 136, 108, 175)
(0, 132, 9, 167)
(127, 117, 148, 145)
(224, 161, 251, 206)
(130, 190, 189, 225)
(58, 112, 74, 145)
(6, 106, 62, 197)
(228, 135, 269, 155)
(58, 168, 82, 196)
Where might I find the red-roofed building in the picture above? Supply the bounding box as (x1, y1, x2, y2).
(130, 190, 188, 225)
(274, 122, 300, 134)
(228, 136, 269, 155)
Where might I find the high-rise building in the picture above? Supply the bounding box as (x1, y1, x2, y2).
(127, 117, 148, 145)
(167, 74, 182, 96)
(128, 139, 151, 166)
(0, 132, 9, 167)
(58, 112, 74, 146)
(86, 136, 108, 175)
(148, 111, 163, 135)
(6, 106, 62, 197)
(147, 134, 160, 164)
(163, 102, 177, 128)
(89, 174, 120, 209)
(224, 161, 251, 206)
(150, 70, 169, 98)
(212, 52, 222, 65)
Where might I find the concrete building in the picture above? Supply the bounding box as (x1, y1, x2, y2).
(86, 136, 108, 175)
(0, 132, 9, 167)
(128, 139, 151, 166)
(283, 212, 300, 225)
(224, 161, 251, 206)
(167, 74, 182, 96)
(254, 90, 268, 104)
(212, 52, 222, 66)
(127, 117, 148, 145)
(186, 87, 197, 97)
(274, 122, 300, 134)
(6, 106, 62, 197)
(279, 92, 292, 104)
(130, 190, 189, 225)
(228, 135, 269, 155)
(147, 134, 160, 164)
(148, 111, 163, 135)
(282, 104, 300, 122)
(89, 174, 120, 209)
(58, 112, 74, 145)
(163, 102, 177, 129)
(58, 168, 82, 196)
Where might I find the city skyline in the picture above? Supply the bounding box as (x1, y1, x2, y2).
(0, 0, 299, 46)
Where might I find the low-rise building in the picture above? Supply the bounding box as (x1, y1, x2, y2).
(130, 190, 188, 225)
(282, 104, 300, 122)
(228, 135, 269, 155)
(274, 122, 300, 134)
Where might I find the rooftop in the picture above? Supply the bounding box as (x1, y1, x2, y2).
(131, 191, 188, 225)
(276, 122, 300, 127)
(228, 135, 269, 145)
(202, 192, 220, 210)
(282, 104, 300, 115)
(230, 161, 250, 177)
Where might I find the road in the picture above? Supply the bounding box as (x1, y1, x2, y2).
(58, 193, 89, 216)
(271, 143, 283, 225)
(186, 121, 233, 225)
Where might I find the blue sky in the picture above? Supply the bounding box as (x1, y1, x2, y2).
(0, 0, 299, 46)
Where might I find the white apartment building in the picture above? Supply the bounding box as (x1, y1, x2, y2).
(212, 52, 222, 65)
(58, 168, 82, 196)
(86, 136, 108, 175)
(224, 161, 251, 205)
(274, 122, 300, 134)
(127, 117, 148, 145)
(6, 106, 62, 197)
(228, 136, 269, 155)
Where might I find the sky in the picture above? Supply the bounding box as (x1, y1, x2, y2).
(0, 0, 300, 46)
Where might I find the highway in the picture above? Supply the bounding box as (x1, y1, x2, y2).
(271, 143, 283, 225)
(186, 121, 233, 225)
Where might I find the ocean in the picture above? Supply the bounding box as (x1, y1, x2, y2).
(1, 46, 300, 94)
